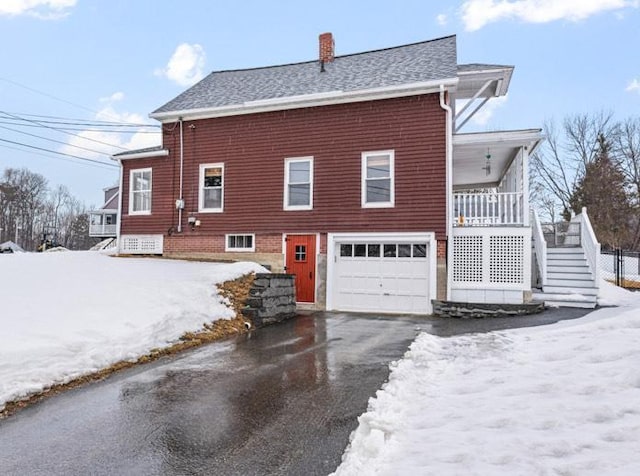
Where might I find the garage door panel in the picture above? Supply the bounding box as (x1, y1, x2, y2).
(333, 240, 431, 314)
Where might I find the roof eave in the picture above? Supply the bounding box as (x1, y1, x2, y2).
(149, 78, 460, 123)
(112, 149, 169, 161)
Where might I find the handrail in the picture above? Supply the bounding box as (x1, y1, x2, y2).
(578, 207, 601, 285)
(531, 208, 547, 286)
(453, 191, 524, 226)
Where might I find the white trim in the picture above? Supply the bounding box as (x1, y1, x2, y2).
(225, 233, 256, 252)
(128, 167, 152, 215)
(284, 156, 314, 211)
(113, 149, 168, 161)
(361, 150, 395, 208)
(326, 232, 437, 314)
(453, 129, 543, 146)
(198, 163, 224, 213)
(150, 78, 459, 122)
(116, 158, 123, 253)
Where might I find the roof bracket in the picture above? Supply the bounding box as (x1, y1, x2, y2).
(454, 79, 495, 132)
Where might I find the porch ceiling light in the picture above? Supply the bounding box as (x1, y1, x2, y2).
(482, 148, 491, 176)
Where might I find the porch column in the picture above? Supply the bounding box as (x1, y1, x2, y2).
(522, 145, 530, 226)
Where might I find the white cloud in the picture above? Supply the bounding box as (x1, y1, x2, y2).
(461, 0, 639, 31)
(626, 78, 640, 93)
(0, 0, 76, 19)
(458, 95, 509, 127)
(436, 13, 448, 26)
(58, 99, 161, 161)
(155, 43, 206, 87)
(99, 91, 125, 103)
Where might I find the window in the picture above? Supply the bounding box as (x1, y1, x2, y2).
(199, 163, 224, 212)
(225, 234, 255, 252)
(129, 168, 152, 215)
(362, 150, 394, 208)
(284, 157, 313, 210)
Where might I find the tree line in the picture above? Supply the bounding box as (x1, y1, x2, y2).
(0, 167, 96, 251)
(531, 113, 640, 251)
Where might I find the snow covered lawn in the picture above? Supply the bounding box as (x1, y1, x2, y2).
(0, 251, 265, 411)
(334, 283, 640, 475)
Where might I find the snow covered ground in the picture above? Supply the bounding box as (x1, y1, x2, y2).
(0, 251, 265, 411)
(334, 282, 640, 476)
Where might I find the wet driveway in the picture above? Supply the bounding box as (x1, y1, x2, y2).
(0, 308, 590, 475)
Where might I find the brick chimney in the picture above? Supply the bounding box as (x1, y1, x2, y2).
(319, 32, 335, 63)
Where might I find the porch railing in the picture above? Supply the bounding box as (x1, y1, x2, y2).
(89, 224, 117, 237)
(531, 208, 547, 286)
(453, 192, 524, 226)
(576, 207, 601, 285)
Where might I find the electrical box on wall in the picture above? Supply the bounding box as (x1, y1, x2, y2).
(187, 216, 196, 224)
(175, 199, 184, 209)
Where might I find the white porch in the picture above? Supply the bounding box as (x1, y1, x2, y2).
(89, 209, 117, 237)
(448, 129, 542, 304)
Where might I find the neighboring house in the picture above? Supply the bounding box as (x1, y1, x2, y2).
(89, 185, 118, 238)
(114, 33, 600, 313)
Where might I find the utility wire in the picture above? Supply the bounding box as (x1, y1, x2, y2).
(0, 121, 160, 133)
(0, 124, 116, 157)
(0, 110, 128, 151)
(0, 143, 117, 170)
(7, 111, 160, 128)
(0, 137, 118, 168)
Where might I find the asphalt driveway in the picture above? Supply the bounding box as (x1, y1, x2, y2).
(0, 308, 590, 476)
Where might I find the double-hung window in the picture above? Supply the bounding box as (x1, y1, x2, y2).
(199, 163, 224, 212)
(284, 157, 313, 210)
(362, 150, 394, 208)
(129, 168, 152, 215)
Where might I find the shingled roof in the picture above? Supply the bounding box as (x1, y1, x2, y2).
(152, 35, 457, 116)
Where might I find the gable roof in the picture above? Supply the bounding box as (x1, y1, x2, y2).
(151, 35, 458, 120)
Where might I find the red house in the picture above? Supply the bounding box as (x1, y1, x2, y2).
(114, 34, 601, 313)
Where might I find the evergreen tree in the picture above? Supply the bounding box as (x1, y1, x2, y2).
(569, 133, 632, 249)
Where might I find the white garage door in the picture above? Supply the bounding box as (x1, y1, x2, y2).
(333, 240, 431, 314)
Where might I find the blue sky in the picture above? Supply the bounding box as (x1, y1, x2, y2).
(1, 0, 639, 206)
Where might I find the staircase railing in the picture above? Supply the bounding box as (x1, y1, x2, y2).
(531, 208, 547, 286)
(575, 207, 601, 285)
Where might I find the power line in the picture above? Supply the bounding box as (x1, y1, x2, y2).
(0, 76, 124, 121)
(0, 143, 117, 171)
(0, 121, 161, 133)
(0, 124, 116, 157)
(0, 137, 118, 168)
(0, 110, 128, 151)
(6, 111, 160, 128)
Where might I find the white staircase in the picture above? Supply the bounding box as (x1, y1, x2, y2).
(533, 247, 598, 308)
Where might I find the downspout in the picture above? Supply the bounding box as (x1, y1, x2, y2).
(177, 117, 184, 233)
(115, 157, 124, 254)
(439, 84, 453, 301)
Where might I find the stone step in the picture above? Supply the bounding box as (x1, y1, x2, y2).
(532, 291, 597, 309)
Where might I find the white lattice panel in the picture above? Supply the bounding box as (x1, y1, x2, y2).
(452, 235, 483, 282)
(120, 235, 163, 254)
(489, 235, 524, 284)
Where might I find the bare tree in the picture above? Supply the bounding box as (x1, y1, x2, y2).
(531, 112, 618, 221)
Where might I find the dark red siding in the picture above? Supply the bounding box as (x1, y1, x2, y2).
(121, 94, 447, 239)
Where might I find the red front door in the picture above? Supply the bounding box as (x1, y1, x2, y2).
(285, 234, 316, 303)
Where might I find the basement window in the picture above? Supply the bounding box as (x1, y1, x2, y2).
(225, 234, 255, 252)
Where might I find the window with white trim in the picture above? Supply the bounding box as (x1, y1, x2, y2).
(199, 163, 224, 212)
(129, 168, 152, 215)
(284, 157, 313, 210)
(225, 234, 255, 252)
(362, 150, 394, 208)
